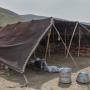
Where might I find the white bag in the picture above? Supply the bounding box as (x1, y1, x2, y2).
(46, 66, 59, 73)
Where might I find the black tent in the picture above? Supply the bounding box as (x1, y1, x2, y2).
(0, 18, 90, 74)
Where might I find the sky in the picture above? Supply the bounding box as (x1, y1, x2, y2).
(0, 0, 90, 22)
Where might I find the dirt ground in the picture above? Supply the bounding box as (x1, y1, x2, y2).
(0, 53, 90, 90)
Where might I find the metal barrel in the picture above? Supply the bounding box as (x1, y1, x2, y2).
(59, 67, 72, 83)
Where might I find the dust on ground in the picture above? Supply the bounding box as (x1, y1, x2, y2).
(0, 54, 90, 90)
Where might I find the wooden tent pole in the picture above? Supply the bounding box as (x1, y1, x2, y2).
(66, 22, 78, 59)
(53, 28, 54, 53)
(49, 41, 50, 58)
(48, 29, 51, 58)
(78, 27, 81, 57)
(53, 28, 54, 43)
(65, 28, 66, 54)
(45, 29, 51, 60)
(34, 51, 36, 58)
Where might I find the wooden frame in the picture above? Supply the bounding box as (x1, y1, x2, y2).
(65, 28, 66, 54)
(66, 22, 78, 59)
(45, 29, 51, 60)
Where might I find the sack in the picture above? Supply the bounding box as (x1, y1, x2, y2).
(46, 66, 59, 73)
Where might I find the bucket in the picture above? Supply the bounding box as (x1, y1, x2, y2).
(59, 67, 71, 77)
(59, 77, 72, 84)
(59, 67, 72, 83)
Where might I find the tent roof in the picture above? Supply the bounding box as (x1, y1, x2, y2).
(54, 19, 76, 28)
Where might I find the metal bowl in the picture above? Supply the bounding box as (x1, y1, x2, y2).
(76, 72, 90, 83)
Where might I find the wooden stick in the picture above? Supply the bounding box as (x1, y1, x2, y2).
(66, 22, 78, 59)
(48, 32, 50, 57)
(53, 28, 54, 53)
(53, 28, 54, 44)
(45, 29, 51, 60)
(65, 28, 66, 54)
(78, 27, 81, 57)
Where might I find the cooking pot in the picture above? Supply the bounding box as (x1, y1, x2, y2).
(76, 72, 90, 83)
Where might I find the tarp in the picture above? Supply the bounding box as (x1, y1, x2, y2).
(0, 18, 52, 73)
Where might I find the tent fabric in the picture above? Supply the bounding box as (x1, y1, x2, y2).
(0, 18, 52, 73)
(0, 17, 90, 73)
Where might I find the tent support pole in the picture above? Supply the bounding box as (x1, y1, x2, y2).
(48, 29, 51, 58)
(53, 28, 54, 53)
(45, 29, 51, 60)
(53, 28, 54, 44)
(65, 28, 66, 54)
(78, 27, 81, 57)
(66, 22, 78, 59)
(20, 74, 29, 87)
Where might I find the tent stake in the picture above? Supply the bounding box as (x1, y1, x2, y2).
(78, 27, 81, 57)
(45, 29, 51, 60)
(53, 28, 54, 53)
(66, 22, 78, 59)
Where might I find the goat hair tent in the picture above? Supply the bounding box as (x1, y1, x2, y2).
(0, 18, 52, 73)
(0, 17, 90, 73)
